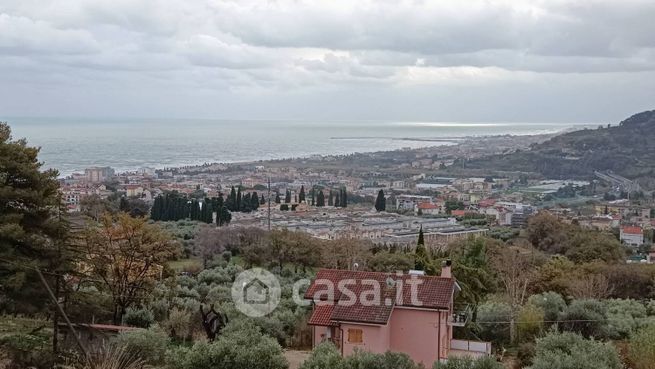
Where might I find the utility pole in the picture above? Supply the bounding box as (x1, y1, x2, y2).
(267, 177, 271, 231)
(36, 267, 89, 362)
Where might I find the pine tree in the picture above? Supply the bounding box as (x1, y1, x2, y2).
(299, 185, 306, 203)
(316, 190, 325, 207)
(328, 191, 334, 206)
(375, 189, 386, 212)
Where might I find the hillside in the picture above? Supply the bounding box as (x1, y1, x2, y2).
(457, 110, 655, 183)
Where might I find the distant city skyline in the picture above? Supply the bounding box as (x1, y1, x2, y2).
(1, 0, 654, 122)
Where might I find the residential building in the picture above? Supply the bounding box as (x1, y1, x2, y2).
(84, 166, 114, 183)
(305, 264, 490, 366)
(620, 226, 644, 246)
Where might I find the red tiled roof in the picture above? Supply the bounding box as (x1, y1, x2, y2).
(451, 210, 466, 216)
(418, 202, 438, 210)
(622, 226, 643, 235)
(308, 305, 338, 326)
(305, 269, 455, 326)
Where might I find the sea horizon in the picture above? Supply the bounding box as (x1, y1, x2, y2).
(5, 116, 592, 177)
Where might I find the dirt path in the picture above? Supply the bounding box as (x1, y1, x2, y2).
(284, 350, 311, 369)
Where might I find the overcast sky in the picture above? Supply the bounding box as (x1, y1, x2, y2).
(1, 0, 654, 123)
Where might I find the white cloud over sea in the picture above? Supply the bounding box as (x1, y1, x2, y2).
(0, 0, 654, 122)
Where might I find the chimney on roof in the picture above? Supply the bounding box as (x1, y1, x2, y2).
(441, 259, 452, 279)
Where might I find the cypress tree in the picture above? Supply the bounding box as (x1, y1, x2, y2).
(217, 205, 231, 226)
(316, 190, 325, 207)
(311, 187, 315, 206)
(299, 185, 306, 203)
(328, 191, 334, 206)
(275, 192, 281, 204)
(341, 188, 348, 208)
(417, 225, 425, 246)
(335, 192, 340, 208)
(228, 186, 237, 211)
(151, 195, 162, 220)
(251, 191, 259, 210)
(241, 193, 250, 212)
(375, 189, 386, 212)
(260, 194, 266, 205)
(236, 187, 242, 211)
(285, 189, 291, 203)
(203, 201, 213, 223)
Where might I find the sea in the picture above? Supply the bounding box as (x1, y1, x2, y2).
(5, 117, 586, 177)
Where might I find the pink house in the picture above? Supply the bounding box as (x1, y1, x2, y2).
(305, 263, 491, 366)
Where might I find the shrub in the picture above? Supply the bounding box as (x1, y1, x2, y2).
(629, 324, 655, 369)
(558, 299, 608, 339)
(475, 301, 511, 345)
(528, 330, 622, 369)
(604, 299, 648, 339)
(181, 323, 288, 369)
(343, 350, 419, 369)
(434, 356, 503, 369)
(527, 292, 566, 322)
(123, 307, 155, 328)
(112, 325, 169, 365)
(166, 307, 194, 341)
(517, 304, 545, 342)
(300, 344, 420, 369)
(0, 333, 54, 369)
(517, 342, 536, 368)
(299, 342, 344, 369)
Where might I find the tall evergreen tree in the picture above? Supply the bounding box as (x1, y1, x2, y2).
(202, 201, 213, 223)
(216, 206, 231, 226)
(0, 122, 72, 320)
(316, 190, 325, 207)
(151, 195, 163, 220)
(236, 187, 242, 211)
(251, 191, 259, 210)
(328, 191, 334, 206)
(227, 186, 237, 211)
(285, 189, 292, 203)
(341, 188, 348, 208)
(190, 199, 201, 220)
(299, 185, 306, 203)
(241, 193, 251, 212)
(375, 189, 386, 212)
(311, 187, 315, 206)
(260, 194, 266, 205)
(334, 192, 341, 208)
(417, 225, 425, 246)
(275, 192, 281, 204)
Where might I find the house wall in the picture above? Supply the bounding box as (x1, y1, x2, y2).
(389, 308, 449, 366)
(313, 325, 330, 346)
(340, 323, 390, 357)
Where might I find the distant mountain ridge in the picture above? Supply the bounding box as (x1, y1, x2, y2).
(460, 110, 655, 183)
